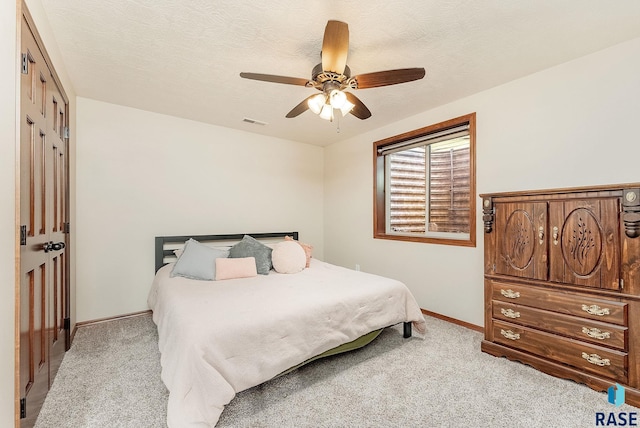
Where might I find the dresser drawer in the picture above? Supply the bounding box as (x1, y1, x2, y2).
(490, 280, 627, 326)
(493, 320, 627, 382)
(492, 301, 627, 350)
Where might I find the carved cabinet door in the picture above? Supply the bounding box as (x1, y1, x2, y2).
(548, 198, 620, 290)
(495, 202, 548, 280)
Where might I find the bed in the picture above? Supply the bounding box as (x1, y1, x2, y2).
(148, 232, 426, 427)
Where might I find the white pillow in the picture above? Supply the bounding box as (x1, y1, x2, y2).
(271, 241, 306, 274)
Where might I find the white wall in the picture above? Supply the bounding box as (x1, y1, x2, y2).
(324, 36, 640, 327)
(0, 1, 18, 425)
(75, 97, 324, 322)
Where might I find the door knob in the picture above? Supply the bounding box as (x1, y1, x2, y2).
(43, 241, 65, 252)
(51, 241, 65, 251)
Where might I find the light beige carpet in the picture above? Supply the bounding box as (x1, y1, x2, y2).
(35, 313, 637, 427)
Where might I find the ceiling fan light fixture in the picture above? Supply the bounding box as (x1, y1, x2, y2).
(308, 93, 326, 114)
(339, 99, 355, 117)
(329, 89, 347, 109)
(319, 103, 334, 121)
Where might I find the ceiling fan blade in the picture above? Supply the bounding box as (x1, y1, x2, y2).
(240, 72, 311, 87)
(345, 92, 371, 120)
(321, 20, 349, 74)
(285, 95, 316, 118)
(353, 68, 426, 89)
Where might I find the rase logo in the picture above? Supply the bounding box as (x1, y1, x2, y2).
(595, 384, 639, 427)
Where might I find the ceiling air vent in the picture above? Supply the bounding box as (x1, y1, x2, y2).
(242, 118, 268, 126)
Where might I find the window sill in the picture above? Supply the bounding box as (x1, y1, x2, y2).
(373, 232, 476, 247)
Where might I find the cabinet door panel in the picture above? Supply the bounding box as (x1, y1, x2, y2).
(549, 199, 620, 289)
(495, 202, 548, 280)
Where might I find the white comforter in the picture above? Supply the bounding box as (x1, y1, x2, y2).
(148, 259, 426, 427)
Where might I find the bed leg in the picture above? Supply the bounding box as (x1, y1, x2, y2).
(403, 322, 412, 338)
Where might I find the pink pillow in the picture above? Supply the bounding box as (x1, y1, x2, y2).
(285, 236, 313, 268)
(215, 257, 257, 280)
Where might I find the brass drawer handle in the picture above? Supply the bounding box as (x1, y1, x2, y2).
(581, 327, 611, 340)
(500, 329, 520, 340)
(581, 352, 611, 366)
(500, 289, 520, 299)
(581, 304, 611, 316)
(501, 308, 521, 319)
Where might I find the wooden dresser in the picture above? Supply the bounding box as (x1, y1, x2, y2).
(480, 183, 640, 407)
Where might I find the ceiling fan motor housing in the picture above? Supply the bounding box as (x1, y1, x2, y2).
(312, 63, 352, 88)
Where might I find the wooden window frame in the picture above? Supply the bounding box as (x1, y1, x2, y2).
(373, 113, 476, 247)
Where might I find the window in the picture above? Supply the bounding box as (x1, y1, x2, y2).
(373, 113, 476, 247)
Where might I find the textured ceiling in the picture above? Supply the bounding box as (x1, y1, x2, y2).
(41, 0, 640, 146)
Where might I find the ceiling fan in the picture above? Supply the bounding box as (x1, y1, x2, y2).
(240, 20, 426, 121)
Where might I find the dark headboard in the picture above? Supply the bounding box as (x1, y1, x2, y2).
(154, 232, 299, 273)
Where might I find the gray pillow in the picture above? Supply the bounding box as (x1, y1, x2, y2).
(170, 238, 229, 280)
(229, 235, 272, 275)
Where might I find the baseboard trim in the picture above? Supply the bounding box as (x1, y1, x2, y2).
(421, 308, 483, 332)
(72, 310, 153, 340)
(70, 308, 481, 342)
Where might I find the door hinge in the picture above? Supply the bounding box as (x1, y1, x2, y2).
(620, 278, 624, 289)
(21, 53, 28, 74)
(64, 317, 70, 330)
(63, 127, 70, 139)
(20, 225, 27, 246)
(63, 222, 70, 234)
(20, 398, 26, 419)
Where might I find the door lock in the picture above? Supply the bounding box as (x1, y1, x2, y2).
(43, 241, 65, 252)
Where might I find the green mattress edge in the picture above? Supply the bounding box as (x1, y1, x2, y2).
(274, 328, 384, 379)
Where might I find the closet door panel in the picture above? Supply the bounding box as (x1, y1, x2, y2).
(549, 199, 620, 290)
(494, 202, 548, 281)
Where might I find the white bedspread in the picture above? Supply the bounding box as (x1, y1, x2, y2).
(148, 259, 426, 427)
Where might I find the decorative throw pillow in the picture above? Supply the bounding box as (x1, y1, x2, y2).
(170, 239, 229, 280)
(175, 245, 230, 258)
(229, 235, 273, 275)
(215, 257, 258, 280)
(272, 241, 306, 274)
(285, 235, 313, 268)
